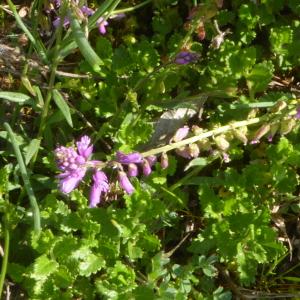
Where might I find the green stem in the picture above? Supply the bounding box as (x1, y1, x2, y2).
(4, 123, 41, 233)
(113, 0, 152, 14)
(0, 220, 9, 298)
(141, 116, 263, 157)
(32, 3, 65, 164)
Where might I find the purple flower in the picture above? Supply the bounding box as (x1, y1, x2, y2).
(222, 152, 230, 163)
(160, 153, 169, 169)
(55, 136, 94, 194)
(174, 51, 199, 65)
(58, 168, 86, 194)
(53, 16, 70, 28)
(116, 151, 143, 164)
(81, 5, 94, 16)
(128, 163, 138, 177)
(118, 171, 134, 194)
(89, 170, 109, 208)
(97, 17, 109, 35)
(142, 159, 152, 176)
(76, 135, 93, 159)
(171, 126, 190, 142)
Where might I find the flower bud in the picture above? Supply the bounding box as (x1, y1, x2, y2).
(146, 155, 157, 167)
(171, 126, 189, 142)
(214, 135, 230, 151)
(160, 152, 169, 169)
(142, 159, 152, 176)
(267, 123, 279, 142)
(118, 171, 134, 194)
(188, 144, 200, 158)
(192, 125, 203, 135)
(247, 108, 258, 119)
(116, 151, 143, 164)
(128, 163, 138, 177)
(233, 128, 248, 145)
(175, 146, 191, 159)
(271, 100, 287, 113)
(280, 118, 296, 135)
(250, 124, 270, 144)
(197, 138, 212, 151)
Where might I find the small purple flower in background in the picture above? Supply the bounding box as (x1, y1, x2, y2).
(116, 151, 143, 164)
(142, 159, 152, 176)
(128, 163, 138, 177)
(118, 171, 135, 194)
(89, 170, 109, 208)
(97, 17, 109, 35)
(222, 152, 230, 163)
(174, 51, 199, 65)
(80, 5, 94, 16)
(53, 16, 71, 28)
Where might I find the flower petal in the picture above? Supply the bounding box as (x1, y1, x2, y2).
(59, 169, 86, 194)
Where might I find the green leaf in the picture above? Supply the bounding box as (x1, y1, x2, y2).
(52, 89, 73, 127)
(78, 253, 105, 277)
(31, 255, 58, 280)
(70, 13, 103, 72)
(25, 139, 41, 165)
(246, 61, 274, 95)
(0, 91, 32, 103)
(184, 157, 208, 171)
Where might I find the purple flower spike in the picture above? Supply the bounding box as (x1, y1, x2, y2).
(160, 153, 169, 169)
(172, 126, 190, 142)
(118, 171, 134, 194)
(174, 51, 199, 65)
(116, 151, 143, 164)
(142, 159, 152, 176)
(146, 155, 157, 167)
(58, 169, 86, 194)
(97, 17, 109, 35)
(128, 163, 138, 177)
(76, 136, 93, 159)
(89, 170, 109, 208)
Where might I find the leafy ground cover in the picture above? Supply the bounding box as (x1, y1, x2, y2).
(1, 0, 300, 299)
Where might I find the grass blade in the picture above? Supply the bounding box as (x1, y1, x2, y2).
(0, 91, 32, 103)
(52, 89, 73, 127)
(4, 123, 41, 233)
(70, 12, 103, 72)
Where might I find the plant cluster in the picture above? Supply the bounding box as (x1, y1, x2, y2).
(1, 0, 300, 299)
